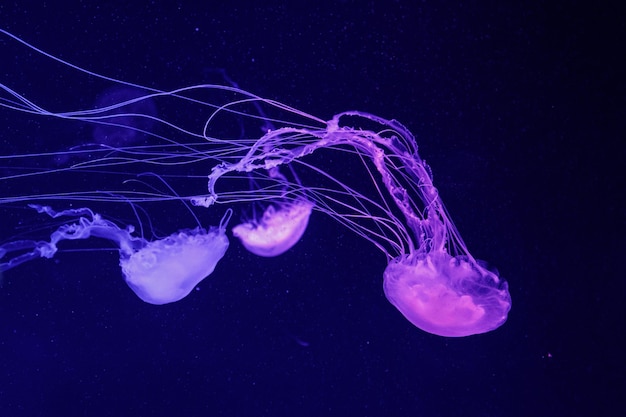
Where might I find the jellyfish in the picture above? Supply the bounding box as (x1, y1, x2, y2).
(0, 29, 510, 336)
(0, 205, 231, 305)
(205, 70, 314, 258)
(383, 254, 509, 337)
(232, 198, 314, 257)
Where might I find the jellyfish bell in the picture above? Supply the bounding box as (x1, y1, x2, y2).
(232, 199, 313, 257)
(383, 252, 511, 337)
(121, 223, 229, 305)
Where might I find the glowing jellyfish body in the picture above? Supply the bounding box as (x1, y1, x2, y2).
(0, 29, 511, 336)
(0, 205, 230, 305)
(232, 199, 313, 257)
(121, 224, 229, 305)
(384, 254, 510, 337)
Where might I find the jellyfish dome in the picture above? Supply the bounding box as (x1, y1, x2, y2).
(383, 253, 510, 337)
(232, 199, 313, 257)
(121, 224, 229, 305)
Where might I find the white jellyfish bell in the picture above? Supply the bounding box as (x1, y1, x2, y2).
(232, 199, 313, 257)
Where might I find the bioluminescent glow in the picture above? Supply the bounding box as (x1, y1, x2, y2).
(232, 199, 314, 257)
(0, 29, 511, 337)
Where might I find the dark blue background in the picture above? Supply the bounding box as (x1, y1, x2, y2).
(1, 1, 623, 416)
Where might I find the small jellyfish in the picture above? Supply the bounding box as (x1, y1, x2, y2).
(0, 205, 231, 305)
(232, 199, 314, 257)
